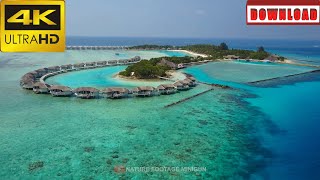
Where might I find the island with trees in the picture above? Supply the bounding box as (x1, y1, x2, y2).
(120, 43, 286, 79)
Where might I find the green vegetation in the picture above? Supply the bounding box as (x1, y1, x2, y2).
(121, 43, 286, 79)
(183, 44, 271, 60)
(149, 56, 202, 64)
(119, 56, 204, 79)
(119, 60, 171, 79)
(219, 42, 229, 50)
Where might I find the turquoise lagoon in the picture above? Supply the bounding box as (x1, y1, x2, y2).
(0, 50, 319, 179)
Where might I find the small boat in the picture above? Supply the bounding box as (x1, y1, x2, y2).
(115, 53, 120, 56)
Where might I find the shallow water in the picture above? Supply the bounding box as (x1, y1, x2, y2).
(0, 49, 319, 179)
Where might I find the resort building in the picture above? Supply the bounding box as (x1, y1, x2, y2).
(33, 82, 49, 94)
(108, 60, 118, 65)
(118, 59, 129, 65)
(49, 85, 73, 97)
(100, 87, 130, 99)
(73, 63, 85, 70)
(34, 68, 48, 78)
(174, 81, 190, 91)
(184, 78, 197, 87)
(85, 62, 96, 68)
(264, 55, 280, 62)
(158, 59, 177, 70)
(73, 87, 100, 99)
(20, 77, 35, 90)
(224, 55, 240, 60)
(97, 61, 108, 66)
(132, 86, 157, 97)
(157, 84, 177, 95)
(60, 64, 73, 71)
(47, 66, 61, 73)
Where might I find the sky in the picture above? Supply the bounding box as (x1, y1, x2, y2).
(66, 0, 320, 39)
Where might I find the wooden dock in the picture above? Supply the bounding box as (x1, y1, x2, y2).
(248, 69, 320, 85)
(164, 88, 214, 108)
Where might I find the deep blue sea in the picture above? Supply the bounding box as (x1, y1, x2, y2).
(67, 37, 320, 179)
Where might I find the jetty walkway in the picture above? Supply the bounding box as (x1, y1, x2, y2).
(164, 88, 214, 108)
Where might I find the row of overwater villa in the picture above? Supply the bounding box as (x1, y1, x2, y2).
(66, 46, 129, 50)
(20, 56, 197, 99)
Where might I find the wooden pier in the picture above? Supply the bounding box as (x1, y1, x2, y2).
(164, 88, 214, 108)
(248, 69, 320, 85)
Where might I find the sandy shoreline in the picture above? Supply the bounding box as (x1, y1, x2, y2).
(113, 70, 187, 83)
(169, 50, 209, 58)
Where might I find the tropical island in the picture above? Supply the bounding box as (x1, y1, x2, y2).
(120, 43, 286, 79)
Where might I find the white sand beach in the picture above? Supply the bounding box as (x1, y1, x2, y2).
(113, 70, 187, 86)
(169, 50, 209, 58)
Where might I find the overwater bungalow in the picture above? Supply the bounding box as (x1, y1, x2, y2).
(174, 81, 190, 91)
(73, 87, 100, 99)
(20, 77, 35, 90)
(157, 84, 177, 95)
(108, 60, 118, 65)
(187, 76, 196, 82)
(33, 82, 49, 94)
(49, 85, 73, 97)
(96, 61, 107, 66)
(100, 87, 130, 99)
(34, 68, 48, 78)
(73, 63, 85, 69)
(132, 86, 157, 97)
(47, 66, 61, 73)
(85, 62, 96, 68)
(118, 59, 129, 65)
(184, 78, 196, 87)
(60, 64, 73, 71)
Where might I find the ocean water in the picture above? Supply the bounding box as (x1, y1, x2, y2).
(0, 37, 320, 179)
(184, 62, 320, 180)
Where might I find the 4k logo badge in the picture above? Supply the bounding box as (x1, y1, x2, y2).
(0, 0, 65, 52)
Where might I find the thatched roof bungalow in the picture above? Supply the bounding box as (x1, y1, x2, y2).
(47, 66, 61, 73)
(157, 84, 177, 95)
(184, 78, 196, 87)
(224, 55, 240, 60)
(33, 82, 49, 94)
(60, 64, 73, 71)
(118, 59, 129, 64)
(73, 63, 85, 69)
(187, 76, 196, 82)
(34, 68, 48, 78)
(85, 62, 96, 67)
(100, 87, 130, 99)
(158, 59, 177, 70)
(132, 86, 157, 97)
(108, 60, 118, 65)
(73, 87, 99, 99)
(174, 80, 190, 91)
(49, 85, 73, 97)
(97, 61, 107, 66)
(20, 76, 35, 90)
